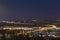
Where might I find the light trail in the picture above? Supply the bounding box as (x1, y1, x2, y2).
(24, 25, 56, 35)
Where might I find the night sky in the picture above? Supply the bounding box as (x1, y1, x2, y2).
(0, 0, 60, 20)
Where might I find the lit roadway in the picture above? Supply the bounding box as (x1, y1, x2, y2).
(0, 25, 56, 35)
(24, 25, 56, 35)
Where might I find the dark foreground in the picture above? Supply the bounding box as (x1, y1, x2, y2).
(0, 35, 60, 40)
